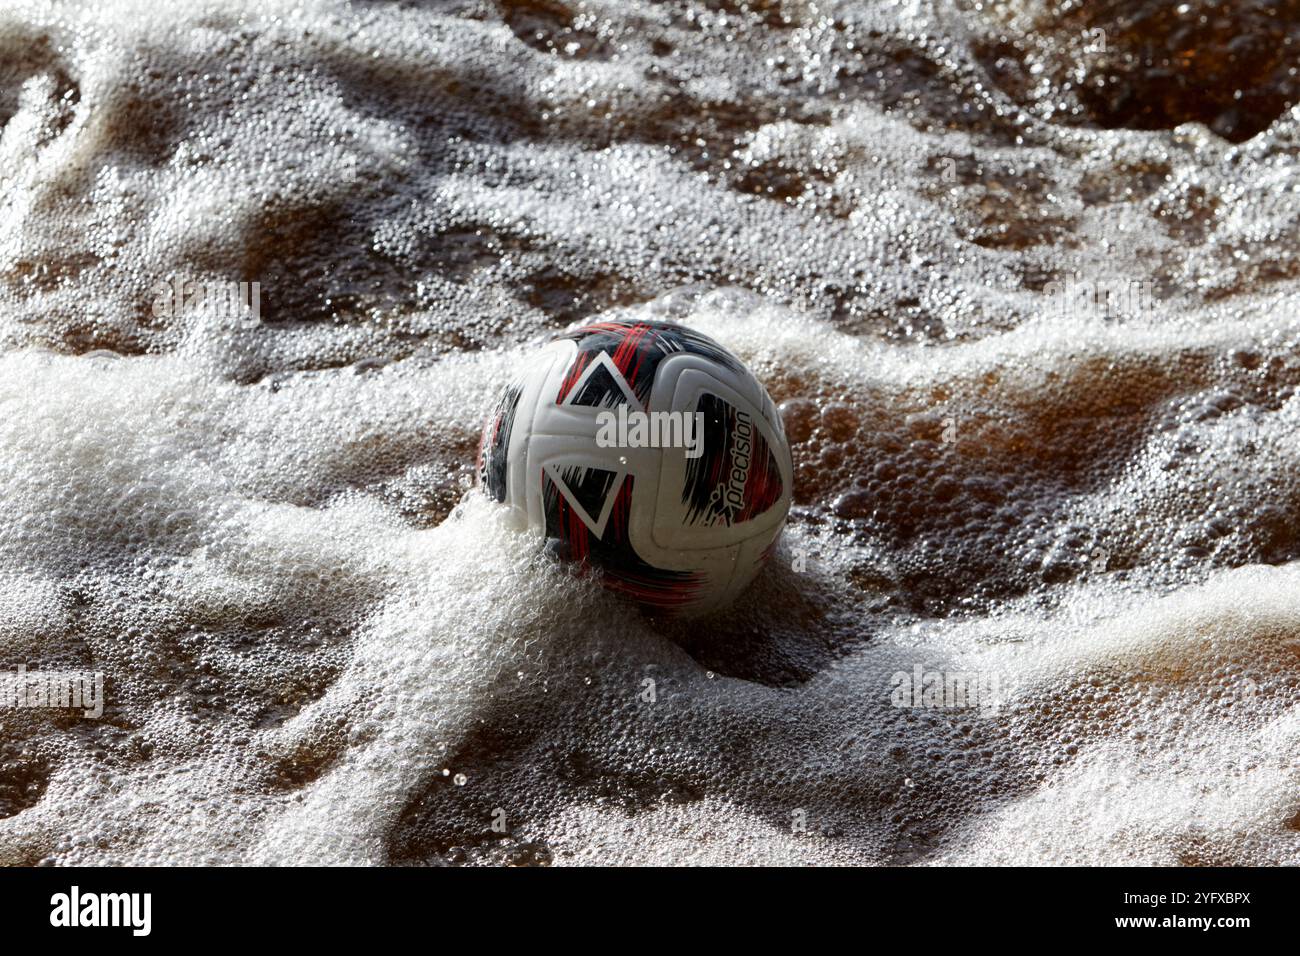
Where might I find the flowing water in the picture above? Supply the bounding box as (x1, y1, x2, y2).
(1, 0, 1299, 865)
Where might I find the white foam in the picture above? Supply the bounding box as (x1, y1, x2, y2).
(0, 0, 1298, 865)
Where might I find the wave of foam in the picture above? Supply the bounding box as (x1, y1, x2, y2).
(1, 0, 1298, 864)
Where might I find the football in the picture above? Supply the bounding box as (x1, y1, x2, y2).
(477, 318, 793, 617)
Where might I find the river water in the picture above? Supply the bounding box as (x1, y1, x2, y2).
(1, 0, 1298, 865)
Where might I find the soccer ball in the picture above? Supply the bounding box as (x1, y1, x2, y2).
(477, 318, 793, 617)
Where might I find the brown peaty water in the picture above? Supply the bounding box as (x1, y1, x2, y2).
(0, 0, 1298, 865)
